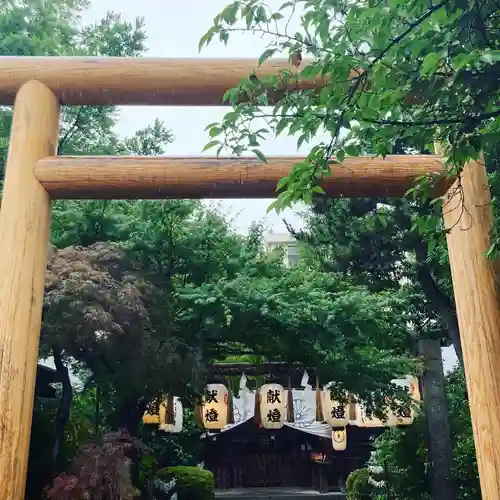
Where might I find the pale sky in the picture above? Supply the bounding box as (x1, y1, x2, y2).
(81, 0, 310, 234)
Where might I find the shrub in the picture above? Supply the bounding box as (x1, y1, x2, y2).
(156, 466, 214, 500)
(346, 468, 371, 500)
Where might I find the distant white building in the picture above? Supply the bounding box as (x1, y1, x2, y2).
(264, 231, 300, 267)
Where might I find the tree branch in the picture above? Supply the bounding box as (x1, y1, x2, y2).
(413, 240, 464, 369)
(57, 107, 83, 154)
(362, 108, 500, 127)
(371, 0, 451, 67)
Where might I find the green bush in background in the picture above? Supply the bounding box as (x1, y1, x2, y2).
(156, 466, 215, 500)
(346, 468, 372, 500)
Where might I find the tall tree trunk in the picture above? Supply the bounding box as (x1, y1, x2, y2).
(419, 339, 456, 500)
(52, 346, 73, 469)
(115, 399, 146, 436)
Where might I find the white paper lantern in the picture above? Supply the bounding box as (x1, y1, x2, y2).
(354, 375, 421, 428)
(332, 427, 347, 451)
(202, 383, 228, 430)
(388, 376, 420, 426)
(159, 397, 183, 433)
(322, 384, 349, 428)
(260, 383, 286, 430)
(356, 404, 390, 427)
(142, 410, 160, 425)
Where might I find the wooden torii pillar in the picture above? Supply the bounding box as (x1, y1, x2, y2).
(0, 57, 498, 499)
(0, 80, 60, 499)
(440, 151, 500, 499)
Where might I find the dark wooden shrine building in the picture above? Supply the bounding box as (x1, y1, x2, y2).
(204, 362, 383, 493)
(205, 420, 380, 492)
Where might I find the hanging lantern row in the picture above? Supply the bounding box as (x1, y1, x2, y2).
(141, 375, 420, 433)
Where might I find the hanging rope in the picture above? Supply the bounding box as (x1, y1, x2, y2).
(165, 394, 175, 425)
(226, 379, 235, 424)
(287, 375, 295, 422)
(315, 376, 323, 422)
(254, 380, 261, 425)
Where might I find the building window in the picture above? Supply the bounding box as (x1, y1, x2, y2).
(287, 245, 299, 267)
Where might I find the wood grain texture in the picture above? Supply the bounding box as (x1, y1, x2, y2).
(0, 81, 60, 499)
(442, 156, 500, 500)
(0, 57, 325, 106)
(35, 155, 451, 199)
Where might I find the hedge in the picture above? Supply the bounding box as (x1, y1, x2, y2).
(156, 466, 214, 500)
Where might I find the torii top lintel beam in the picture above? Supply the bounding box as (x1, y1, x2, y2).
(0, 56, 322, 106)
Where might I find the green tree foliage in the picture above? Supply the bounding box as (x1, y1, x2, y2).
(0, 0, 171, 179)
(200, 0, 500, 251)
(368, 367, 479, 500)
(294, 196, 461, 364)
(44, 199, 417, 432)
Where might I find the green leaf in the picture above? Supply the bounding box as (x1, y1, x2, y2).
(259, 48, 277, 65)
(198, 28, 216, 52)
(276, 120, 289, 136)
(202, 140, 221, 152)
(480, 50, 500, 64)
(301, 63, 320, 79)
(266, 200, 279, 214)
(279, 1, 294, 10)
(451, 53, 474, 70)
(220, 2, 240, 24)
(253, 149, 267, 163)
(209, 127, 222, 138)
(345, 145, 360, 157)
(420, 52, 442, 77)
(204, 122, 219, 132)
(276, 176, 289, 190)
(303, 190, 313, 205)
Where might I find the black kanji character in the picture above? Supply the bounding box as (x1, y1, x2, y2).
(331, 406, 346, 420)
(267, 389, 281, 404)
(205, 389, 218, 404)
(205, 408, 219, 422)
(267, 408, 282, 423)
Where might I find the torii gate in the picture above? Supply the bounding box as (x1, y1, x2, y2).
(0, 57, 498, 499)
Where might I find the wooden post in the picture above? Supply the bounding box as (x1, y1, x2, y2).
(0, 80, 60, 499)
(442, 152, 500, 499)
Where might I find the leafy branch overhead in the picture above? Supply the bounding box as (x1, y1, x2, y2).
(200, 0, 500, 212)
